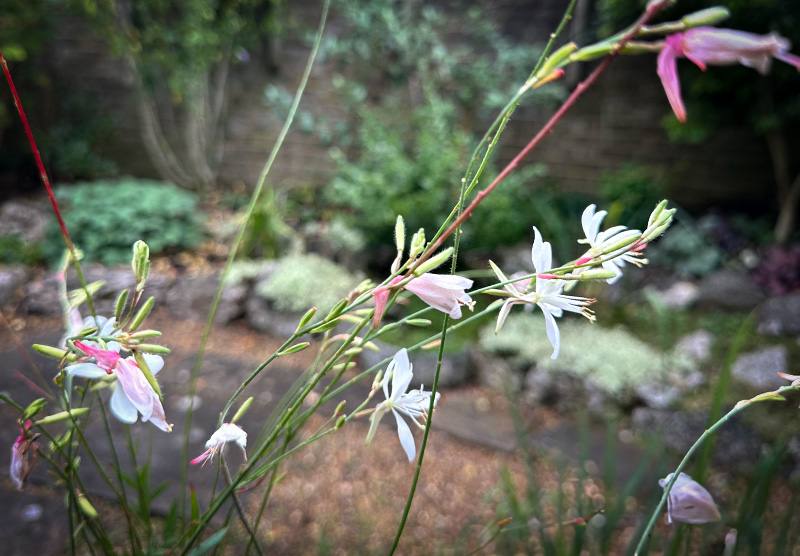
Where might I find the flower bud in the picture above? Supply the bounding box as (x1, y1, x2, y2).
(405, 318, 432, 327)
(335, 415, 346, 429)
(413, 247, 454, 276)
(394, 215, 405, 254)
(34, 408, 90, 426)
(277, 342, 310, 356)
(114, 289, 129, 321)
(601, 231, 640, 255)
(135, 344, 172, 355)
(538, 42, 578, 77)
(22, 398, 48, 420)
(409, 229, 426, 259)
(232, 397, 254, 423)
(132, 240, 150, 290)
(681, 7, 729, 28)
(325, 299, 348, 322)
(129, 296, 155, 332)
(33, 344, 68, 360)
(647, 200, 669, 228)
(308, 319, 340, 334)
(334, 400, 346, 416)
(579, 269, 619, 281)
(77, 492, 98, 519)
(129, 329, 163, 339)
(133, 351, 163, 400)
(295, 306, 318, 333)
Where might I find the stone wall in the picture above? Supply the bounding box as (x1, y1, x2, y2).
(46, 0, 781, 211)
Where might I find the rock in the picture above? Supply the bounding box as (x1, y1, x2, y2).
(244, 295, 303, 338)
(759, 293, 800, 336)
(696, 269, 765, 311)
(731, 345, 788, 391)
(0, 199, 48, 243)
(676, 330, 714, 363)
(25, 274, 62, 316)
(472, 347, 521, 392)
(166, 273, 247, 325)
(0, 265, 30, 305)
(359, 341, 473, 389)
(658, 281, 700, 310)
(632, 407, 765, 472)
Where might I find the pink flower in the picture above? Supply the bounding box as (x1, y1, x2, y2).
(372, 274, 474, 328)
(658, 27, 800, 122)
(67, 342, 172, 432)
(10, 421, 38, 490)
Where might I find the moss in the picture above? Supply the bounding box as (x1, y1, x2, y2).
(255, 253, 364, 313)
(479, 313, 694, 396)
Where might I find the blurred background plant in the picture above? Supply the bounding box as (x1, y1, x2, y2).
(43, 179, 204, 265)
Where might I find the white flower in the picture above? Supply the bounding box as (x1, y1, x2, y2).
(491, 227, 594, 360)
(365, 349, 440, 462)
(658, 472, 721, 524)
(190, 423, 247, 466)
(578, 204, 642, 284)
(66, 342, 171, 432)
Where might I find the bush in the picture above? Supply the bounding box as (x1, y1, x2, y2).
(255, 253, 364, 313)
(44, 179, 204, 265)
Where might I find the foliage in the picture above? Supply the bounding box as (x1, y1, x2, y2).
(752, 245, 800, 295)
(237, 186, 292, 259)
(0, 233, 43, 265)
(599, 163, 665, 229)
(648, 214, 726, 277)
(44, 179, 204, 265)
(479, 314, 694, 397)
(254, 253, 364, 313)
(270, 0, 564, 256)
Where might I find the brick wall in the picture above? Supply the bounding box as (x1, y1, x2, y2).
(46, 1, 783, 212)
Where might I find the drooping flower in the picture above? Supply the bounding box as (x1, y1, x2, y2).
(365, 349, 440, 462)
(491, 227, 594, 359)
(658, 472, 721, 524)
(372, 274, 474, 328)
(66, 342, 171, 432)
(10, 421, 39, 490)
(190, 423, 247, 466)
(657, 27, 800, 122)
(577, 205, 642, 284)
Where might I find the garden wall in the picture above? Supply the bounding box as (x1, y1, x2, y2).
(47, 0, 777, 211)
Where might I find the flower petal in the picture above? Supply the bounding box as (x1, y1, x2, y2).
(389, 349, 413, 402)
(110, 385, 139, 424)
(392, 409, 416, 462)
(540, 305, 561, 360)
(657, 43, 687, 123)
(66, 362, 107, 379)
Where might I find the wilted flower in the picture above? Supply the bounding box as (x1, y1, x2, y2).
(190, 423, 247, 466)
(365, 349, 440, 461)
(491, 227, 595, 359)
(577, 205, 642, 284)
(372, 273, 474, 328)
(10, 421, 39, 490)
(658, 27, 800, 122)
(659, 472, 721, 524)
(66, 342, 171, 432)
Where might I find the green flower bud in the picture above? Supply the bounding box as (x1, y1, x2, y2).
(133, 351, 163, 400)
(22, 398, 48, 420)
(33, 344, 68, 360)
(579, 269, 619, 281)
(413, 247, 454, 276)
(129, 296, 155, 332)
(114, 289, 129, 321)
(277, 342, 310, 356)
(538, 42, 578, 76)
(295, 306, 318, 333)
(232, 397, 254, 424)
(409, 229, 426, 260)
(135, 344, 171, 355)
(681, 7, 730, 28)
(34, 408, 90, 426)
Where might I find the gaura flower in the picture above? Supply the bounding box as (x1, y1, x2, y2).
(577, 205, 642, 284)
(658, 27, 800, 122)
(658, 472, 721, 524)
(61, 313, 121, 351)
(491, 227, 594, 359)
(372, 273, 474, 328)
(10, 421, 39, 490)
(365, 349, 440, 462)
(190, 423, 247, 466)
(66, 342, 172, 432)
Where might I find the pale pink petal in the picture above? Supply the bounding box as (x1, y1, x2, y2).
(115, 359, 171, 432)
(10, 437, 24, 490)
(657, 43, 686, 123)
(404, 274, 473, 318)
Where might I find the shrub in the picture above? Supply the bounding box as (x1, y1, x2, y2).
(255, 253, 364, 313)
(44, 178, 204, 265)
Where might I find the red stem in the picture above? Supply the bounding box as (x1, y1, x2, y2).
(413, 0, 671, 270)
(0, 50, 75, 250)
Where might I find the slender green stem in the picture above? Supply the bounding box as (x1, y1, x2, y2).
(221, 456, 264, 556)
(180, 0, 332, 517)
(633, 385, 798, 555)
